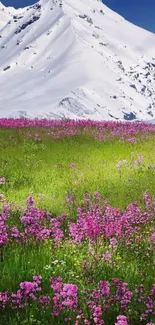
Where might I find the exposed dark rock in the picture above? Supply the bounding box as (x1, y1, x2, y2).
(108, 113, 119, 120)
(3, 66, 11, 71)
(15, 15, 40, 34)
(123, 112, 137, 120)
(79, 14, 93, 24)
(148, 111, 153, 117)
(130, 84, 137, 90)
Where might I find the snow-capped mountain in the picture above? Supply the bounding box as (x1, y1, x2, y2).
(1, 0, 155, 120)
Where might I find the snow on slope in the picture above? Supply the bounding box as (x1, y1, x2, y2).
(1, 0, 155, 120)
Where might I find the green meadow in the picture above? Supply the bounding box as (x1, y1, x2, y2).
(0, 124, 155, 325)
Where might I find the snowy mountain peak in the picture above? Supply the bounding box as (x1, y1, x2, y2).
(1, 0, 155, 120)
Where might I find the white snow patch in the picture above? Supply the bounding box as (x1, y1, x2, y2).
(0, 0, 155, 120)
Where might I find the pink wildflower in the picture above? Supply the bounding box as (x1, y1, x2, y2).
(102, 251, 112, 263)
(115, 315, 128, 325)
(70, 163, 76, 169)
(0, 177, 6, 185)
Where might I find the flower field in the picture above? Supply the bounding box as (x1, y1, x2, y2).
(0, 119, 155, 325)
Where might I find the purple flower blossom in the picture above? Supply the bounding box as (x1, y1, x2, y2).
(70, 163, 76, 169)
(26, 196, 35, 208)
(102, 251, 112, 263)
(0, 292, 8, 308)
(51, 278, 78, 315)
(115, 315, 128, 325)
(39, 295, 50, 307)
(0, 177, 6, 185)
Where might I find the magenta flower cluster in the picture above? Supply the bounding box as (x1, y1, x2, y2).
(51, 277, 78, 316)
(0, 196, 66, 247)
(1, 192, 155, 249)
(1, 192, 155, 323)
(1, 275, 155, 324)
(69, 192, 154, 244)
(1, 119, 155, 144)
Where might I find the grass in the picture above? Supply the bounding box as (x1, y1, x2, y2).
(1, 127, 155, 212)
(0, 123, 155, 324)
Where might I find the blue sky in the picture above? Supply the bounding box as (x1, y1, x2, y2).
(103, 0, 155, 33)
(1, 0, 155, 33)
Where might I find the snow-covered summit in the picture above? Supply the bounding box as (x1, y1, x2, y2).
(1, 0, 155, 120)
